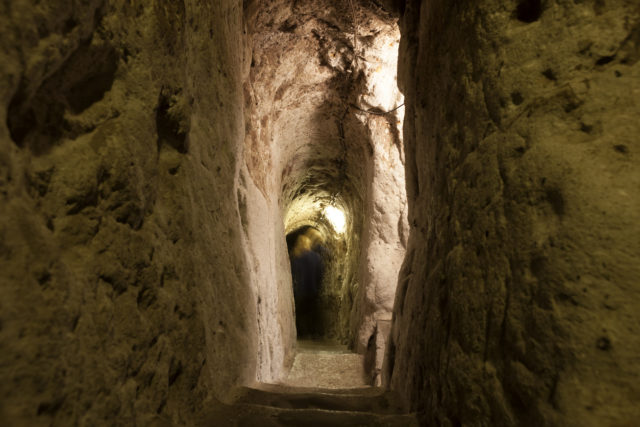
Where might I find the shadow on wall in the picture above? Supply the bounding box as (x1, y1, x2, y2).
(286, 226, 330, 339)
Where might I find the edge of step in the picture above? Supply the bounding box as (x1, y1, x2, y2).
(201, 402, 420, 427)
(231, 383, 407, 415)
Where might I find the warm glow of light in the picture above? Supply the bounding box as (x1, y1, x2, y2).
(324, 205, 346, 234)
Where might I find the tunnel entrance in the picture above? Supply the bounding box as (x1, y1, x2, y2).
(283, 197, 354, 346)
(286, 226, 329, 339)
(245, 0, 408, 387)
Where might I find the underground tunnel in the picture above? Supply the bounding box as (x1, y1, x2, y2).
(1, 0, 639, 426)
(287, 225, 326, 338)
(244, 0, 408, 382)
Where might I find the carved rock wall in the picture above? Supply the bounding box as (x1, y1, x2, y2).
(388, 0, 640, 425)
(0, 1, 257, 424)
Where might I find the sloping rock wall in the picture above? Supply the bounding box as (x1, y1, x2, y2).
(238, 162, 296, 382)
(388, 0, 640, 425)
(349, 20, 409, 360)
(0, 1, 258, 425)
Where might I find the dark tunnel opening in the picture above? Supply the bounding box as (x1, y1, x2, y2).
(286, 226, 330, 339)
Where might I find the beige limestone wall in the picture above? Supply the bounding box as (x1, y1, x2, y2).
(0, 1, 259, 425)
(352, 113, 408, 360)
(237, 164, 296, 382)
(388, 0, 640, 425)
(349, 20, 409, 362)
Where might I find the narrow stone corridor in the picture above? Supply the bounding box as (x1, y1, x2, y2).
(1, 0, 639, 426)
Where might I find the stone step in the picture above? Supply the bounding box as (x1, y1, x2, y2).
(203, 402, 419, 426)
(251, 382, 382, 396)
(201, 343, 416, 425)
(233, 384, 405, 414)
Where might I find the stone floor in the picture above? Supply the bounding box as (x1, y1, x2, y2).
(282, 340, 369, 389)
(201, 340, 417, 425)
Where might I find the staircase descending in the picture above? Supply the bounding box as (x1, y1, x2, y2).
(202, 341, 418, 426)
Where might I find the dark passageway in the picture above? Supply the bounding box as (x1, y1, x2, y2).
(1, 0, 639, 426)
(287, 226, 327, 338)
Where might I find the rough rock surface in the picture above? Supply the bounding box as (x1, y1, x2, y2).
(0, 1, 257, 424)
(238, 161, 296, 383)
(387, 0, 640, 425)
(4, 0, 637, 425)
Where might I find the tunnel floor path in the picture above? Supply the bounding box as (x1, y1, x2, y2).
(202, 340, 418, 425)
(282, 340, 368, 388)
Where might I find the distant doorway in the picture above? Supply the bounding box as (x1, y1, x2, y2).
(286, 226, 328, 338)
